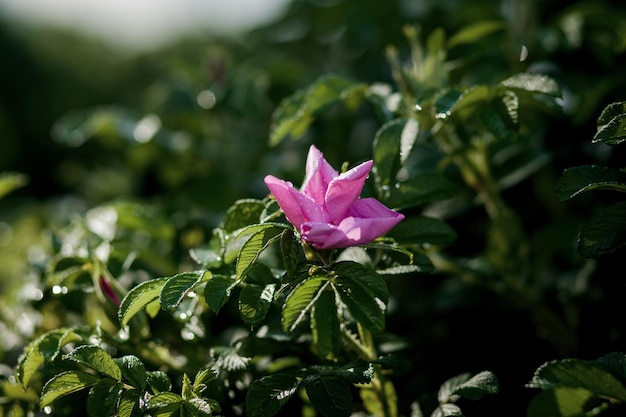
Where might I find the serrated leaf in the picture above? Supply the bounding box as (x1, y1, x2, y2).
(222, 199, 267, 233)
(87, 379, 122, 417)
(280, 229, 301, 279)
(578, 202, 626, 257)
(528, 358, 626, 402)
(246, 373, 300, 417)
(311, 288, 341, 359)
(304, 375, 352, 417)
(334, 264, 387, 332)
(597, 101, 626, 126)
(593, 113, 626, 145)
(269, 75, 367, 146)
(17, 328, 83, 388)
(235, 223, 287, 280)
(239, 283, 275, 326)
(213, 347, 250, 372)
(432, 403, 463, 417)
(64, 345, 122, 381)
(204, 274, 237, 314)
(527, 387, 608, 417)
(118, 277, 168, 327)
(147, 371, 172, 394)
(193, 367, 218, 395)
(282, 276, 329, 333)
(40, 371, 100, 408)
(114, 355, 147, 390)
(147, 392, 184, 416)
(186, 397, 217, 417)
(499, 72, 561, 97)
(555, 165, 626, 201)
(450, 371, 499, 400)
(160, 271, 208, 312)
(117, 389, 141, 417)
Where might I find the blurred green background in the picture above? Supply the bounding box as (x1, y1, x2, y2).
(2, 0, 626, 414)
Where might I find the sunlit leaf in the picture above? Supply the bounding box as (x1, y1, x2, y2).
(64, 345, 122, 381)
(117, 389, 141, 417)
(555, 165, 626, 201)
(16, 328, 83, 388)
(527, 387, 608, 417)
(114, 355, 147, 390)
(147, 392, 184, 416)
(499, 73, 561, 97)
(246, 373, 300, 417)
(40, 371, 100, 408)
(282, 276, 329, 333)
(235, 223, 287, 280)
(447, 371, 499, 400)
(222, 199, 267, 233)
(147, 371, 172, 394)
(118, 277, 168, 327)
(160, 270, 208, 312)
(528, 358, 626, 401)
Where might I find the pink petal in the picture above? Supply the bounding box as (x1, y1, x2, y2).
(264, 175, 329, 228)
(325, 160, 373, 222)
(301, 145, 338, 205)
(300, 222, 352, 249)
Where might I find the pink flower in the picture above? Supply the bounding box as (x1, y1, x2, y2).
(264, 145, 404, 249)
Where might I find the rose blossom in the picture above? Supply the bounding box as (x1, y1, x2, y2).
(264, 145, 404, 249)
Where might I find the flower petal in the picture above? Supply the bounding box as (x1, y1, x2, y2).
(300, 222, 352, 249)
(325, 160, 373, 221)
(301, 145, 338, 204)
(264, 175, 329, 228)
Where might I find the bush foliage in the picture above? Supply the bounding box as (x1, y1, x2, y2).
(2, 1, 626, 416)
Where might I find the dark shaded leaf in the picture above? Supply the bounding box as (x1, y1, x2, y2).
(114, 355, 147, 390)
(246, 373, 300, 417)
(578, 202, 626, 257)
(311, 287, 341, 359)
(87, 379, 123, 417)
(204, 274, 237, 314)
(555, 165, 626, 201)
(304, 375, 353, 417)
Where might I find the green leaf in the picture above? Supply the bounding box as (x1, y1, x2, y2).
(114, 355, 147, 390)
(64, 345, 122, 381)
(160, 271, 208, 312)
(578, 202, 626, 257)
(269, 75, 367, 146)
(447, 371, 499, 401)
(118, 277, 168, 327)
(527, 387, 608, 417)
(239, 283, 276, 326)
(193, 367, 218, 395)
(386, 216, 457, 246)
(146, 371, 172, 394)
(555, 165, 626, 201)
(311, 288, 341, 360)
(476, 100, 518, 141)
(304, 375, 353, 417)
(16, 328, 83, 388)
(222, 199, 267, 233)
(87, 379, 123, 417)
(203, 274, 238, 314)
(372, 118, 418, 188)
(447, 21, 507, 48)
(147, 392, 184, 417)
(186, 397, 217, 416)
(40, 371, 101, 408)
(117, 389, 141, 417)
(213, 347, 250, 372)
(499, 72, 561, 97)
(594, 101, 626, 145)
(528, 358, 626, 402)
(0, 171, 28, 199)
(246, 373, 300, 417)
(280, 229, 301, 279)
(334, 263, 387, 332)
(235, 223, 288, 280)
(282, 275, 329, 333)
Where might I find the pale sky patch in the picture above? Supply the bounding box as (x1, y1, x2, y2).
(0, 0, 291, 51)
